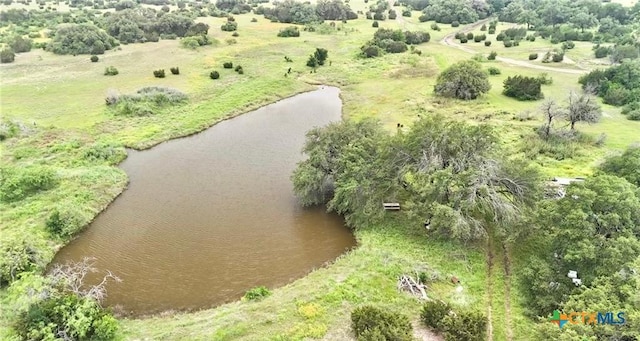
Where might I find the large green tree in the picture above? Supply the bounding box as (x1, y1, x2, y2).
(434, 60, 491, 100)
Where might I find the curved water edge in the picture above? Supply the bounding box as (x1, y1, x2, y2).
(51, 86, 356, 317)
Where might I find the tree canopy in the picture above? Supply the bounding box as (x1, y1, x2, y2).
(47, 23, 118, 55)
(434, 60, 491, 100)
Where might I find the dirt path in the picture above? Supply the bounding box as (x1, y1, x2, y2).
(486, 238, 494, 341)
(502, 243, 514, 341)
(439, 19, 589, 75)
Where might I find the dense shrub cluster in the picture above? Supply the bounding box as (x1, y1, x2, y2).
(47, 24, 118, 55)
(221, 20, 238, 31)
(418, 0, 486, 24)
(259, 0, 356, 24)
(104, 66, 119, 76)
(503, 75, 545, 101)
(153, 69, 166, 78)
(579, 60, 640, 106)
(46, 206, 84, 238)
(351, 305, 413, 341)
(361, 28, 429, 57)
(421, 301, 487, 341)
(103, 8, 197, 44)
(0, 166, 58, 202)
(0, 236, 43, 286)
(243, 286, 271, 300)
(277, 26, 300, 37)
(0, 48, 15, 63)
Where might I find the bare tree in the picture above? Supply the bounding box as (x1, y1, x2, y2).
(565, 91, 602, 131)
(540, 98, 562, 139)
(49, 257, 121, 305)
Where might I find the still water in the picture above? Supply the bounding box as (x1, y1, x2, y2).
(51, 86, 355, 315)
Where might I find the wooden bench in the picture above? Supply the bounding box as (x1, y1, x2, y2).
(382, 203, 400, 210)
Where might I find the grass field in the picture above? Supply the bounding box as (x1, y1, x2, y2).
(2, 4, 640, 341)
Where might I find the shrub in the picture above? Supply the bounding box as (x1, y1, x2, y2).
(170, 67, 179, 75)
(529, 53, 538, 60)
(223, 62, 233, 69)
(90, 55, 99, 62)
(421, 300, 451, 332)
(361, 44, 383, 58)
(388, 9, 397, 20)
(210, 70, 220, 79)
(562, 41, 575, 50)
(232, 31, 239, 37)
(496, 32, 505, 41)
(536, 73, 553, 85)
(277, 26, 300, 37)
(1, 49, 15, 63)
(552, 52, 564, 62)
(153, 69, 166, 78)
(503, 75, 543, 101)
(594, 46, 611, 59)
(480, 24, 487, 31)
(351, 306, 413, 341)
(404, 31, 430, 44)
(466, 32, 473, 40)
(14, 293, 119, 340)
(488, 28, 495, 34)
(430, 23, 440, 31)
(0, 236, 43, 286)
(0, 166, 58, 202)
(488, 51, 497, 60)
(455, 33, 463, 40)
(488, 66, 501, 75)
(402, 9, 411, 17)
(251, 17, 258, 22)
(484, 41, 491, 47)
(243, 286, 271, 300)
(372, 20, 379, 28)
(83, 142, 126, 164)
(9, 36, 32, 53)
(314, 48, 329, 65)
(460, 37, 468, 43)
(373, 12, 385, 20)
(503, 40, 513, 48)
(104, 66, 118, 76)
(628, 111, 640, 120)
(451, 21, 459, 27)
(46, 206, 84, 238)
(473, 35, 482, 42)
(234, 65, 243, 72)
(441, 310, 487, 341)
(221, 21, 238, 31)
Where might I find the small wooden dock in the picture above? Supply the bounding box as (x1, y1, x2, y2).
(383, 203, 401, 210)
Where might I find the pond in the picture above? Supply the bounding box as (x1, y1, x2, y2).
(51, 86, 356, 315)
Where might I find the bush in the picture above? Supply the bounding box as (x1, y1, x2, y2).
(234, 65, 243, 72)
(488, 28, 495, 34)
(372, 20, 379, 28)
(388, 10, 397, 20)
(277, 26, 300, 37)
(466, 32, 474, 40)
(373, 12, 385, 20)
(170, 67, 179, 75)
(562, 41, 575, 50)
(402, 9, 411, 17)
(536, 73, 553, 85)
(460, 37, 468, 43)
(104, 66, 118, 76)
(552, 52, 564, 62)
(361, 44, 383, 58)
(0, 236, 43, 286)
(503, 75, 544, 101)
(46, 206, 84, 238)
(529, 53, 538, 60)
(484, 41, 491, 47)
(0, 166, 58, 202)
(421, 300, 451, 332)
(503, 40, 513, 48)
(628, 111, 640, 120)
(351, 306, 413, 341)
(473, 35, 482, 42)
(221, 21, 238, 31)
(243, 286, 271, 300)
(496, 32, 505, 41)
(480, 24, 487, 31)
(14, 293, 119, 340)
(210, 70, 220, 79)
(451, 21, 459, 27)
(488, 66, 501, 75)
(153, 69, 166, 78)
(251, 17, 258, 22)
(1, 48, 15, 63)
(594, 46, 611, 59)
(83, 142, 126, 164)
(223, 62, 233, 69)
(488, 51, 497, 60)
(232, 31, 239, 37)
(90, 55, 99, 62)
(9, 36, 32, 53)
(430, 23, 440, 31)
(441, 310, 487, 341)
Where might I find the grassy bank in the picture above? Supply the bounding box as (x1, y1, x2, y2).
(2, 5, 640, 340)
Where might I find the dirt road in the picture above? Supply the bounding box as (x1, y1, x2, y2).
(440, 19, 589, 75)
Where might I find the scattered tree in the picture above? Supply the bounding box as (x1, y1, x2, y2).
(434, 60, 491, 100)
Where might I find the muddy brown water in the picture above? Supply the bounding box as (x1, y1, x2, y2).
(51, 86, 355, 316)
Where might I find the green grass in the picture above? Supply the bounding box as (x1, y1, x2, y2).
(1, 7, 640, 341)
